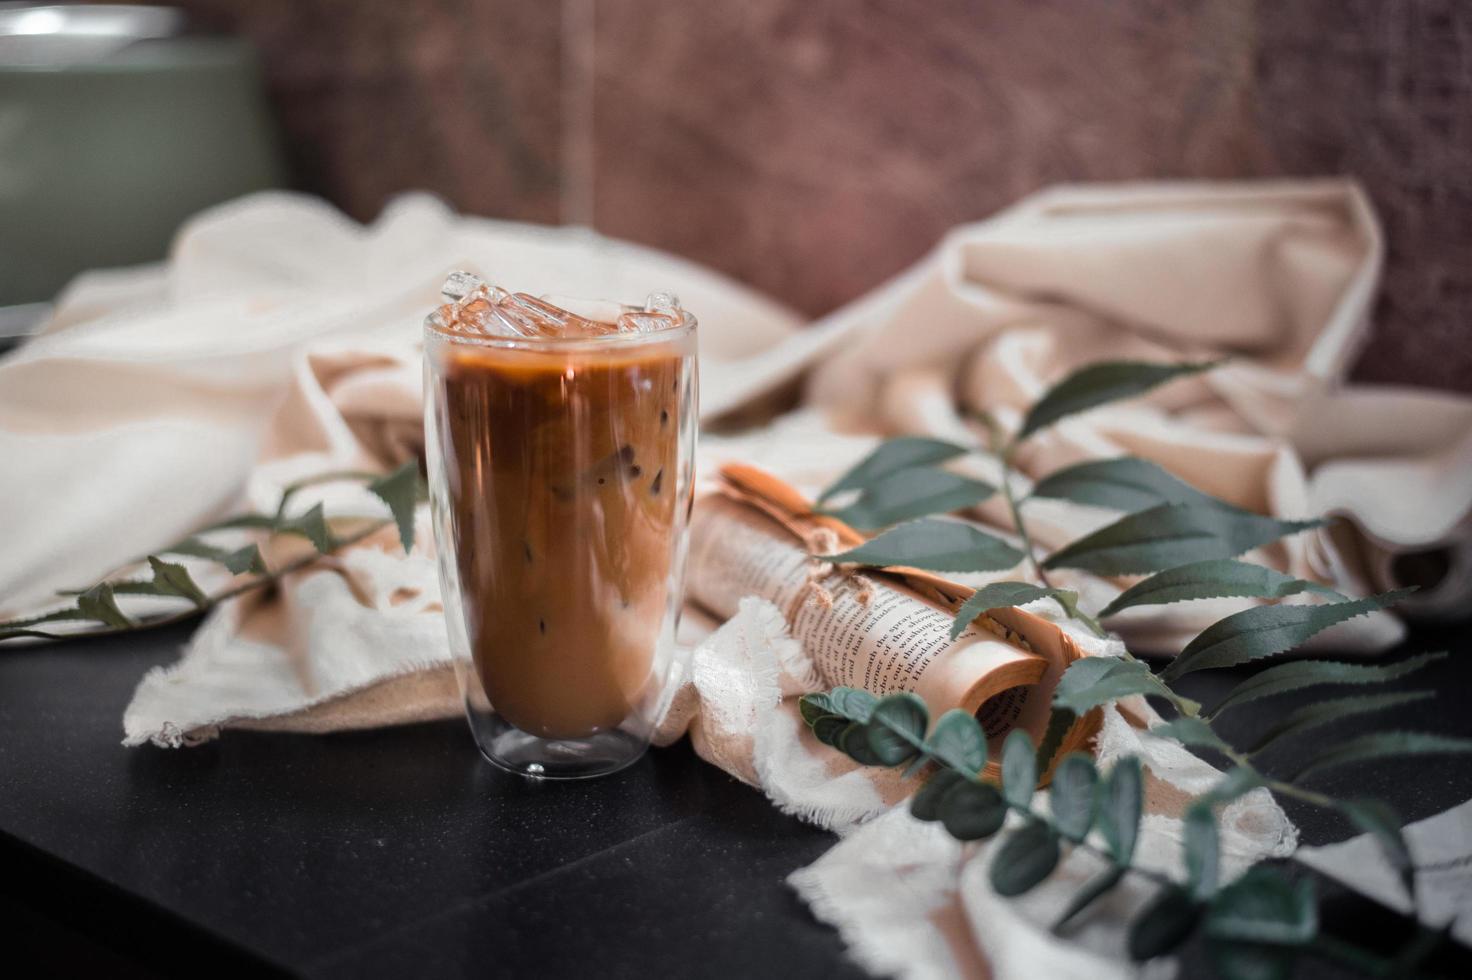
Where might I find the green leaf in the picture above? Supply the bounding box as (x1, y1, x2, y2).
(1034, 707, 1076, 776)
(0, 607, 86, 632)
(1336, 799, 1413, 898)
(1017, 360, 1220, 440)
(826, 519, 1025, 573)
(1208, 651, 1447, 718)
(1161, 590, 1415, 681)
(1247, 691, 1435, 755)
(1044, 503, 1323, 576)
(1206, 867, 1316, 947)
(811, 715, 848, 746)
(864, 693, 929, 765)
(1098, 757, 1143, 864)
(76, 584, 130, 629)
(990, 820, 1061, 896)
(939, 780, 1008, 841)
(167, 538, 269, 575)
(798, 692, 835, 726)
(924, 710, 988, 776)
(0, 628, 67, 641)
(1052, 657, 1195, 716)
(1197, 767, 1267, 808)
(1053, 865, 1126, 933)
(368, 462, 421, 554)
(826, 467, 996, 530)
(1048, 753, 1098, 841)
(1001, 730, 1037, 808)
(1128, 885, 1201, 961)
(818, 436, 971, 505)
(1148, 716, 1230, 751)
(837, 722, 886, 766)
(911, 769, 966, 822)
(1030, 456, 1221, 513)
(1294, 731, 1472, 781)
(145, 557, 209, 608)
(951, 582, 1079, 641)
(277, 503, 332, 552)
(1098, 559, 1341, 618)
(1185, 803, 1219, 901)
(829, 687, 879, 723)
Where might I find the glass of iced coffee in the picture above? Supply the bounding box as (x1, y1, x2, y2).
(423, 272, 697, 779)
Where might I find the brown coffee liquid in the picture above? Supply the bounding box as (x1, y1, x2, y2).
(433, 341, 687, 739)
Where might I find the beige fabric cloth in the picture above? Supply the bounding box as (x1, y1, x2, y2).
(3, 182, 1468, 978)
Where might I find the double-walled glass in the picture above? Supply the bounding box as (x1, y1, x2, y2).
(424, 307, 697, 779)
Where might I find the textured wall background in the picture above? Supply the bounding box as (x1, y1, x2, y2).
(173, 0, 1472, 392)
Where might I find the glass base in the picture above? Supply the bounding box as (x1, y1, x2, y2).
(468, 710, 649, 780)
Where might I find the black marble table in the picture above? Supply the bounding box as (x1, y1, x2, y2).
(2, 620, 1470, 978)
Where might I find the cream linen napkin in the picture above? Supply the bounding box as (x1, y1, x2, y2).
(2, 181, 1467, 978)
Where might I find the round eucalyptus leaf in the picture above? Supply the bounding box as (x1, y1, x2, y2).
(1127, 885, 1201, 961)
(989, 820, 1060, 897)
(925, 710, 987, 776)
(865, 693, 929, 765)
(1001, 730, 1037, 809)
(838, 723, 885, 767)
(911, 770, 965, 822)
(811, 715, 848, 747)
(1048, 753, 1099, 841)
(938, 780, 1007, 841)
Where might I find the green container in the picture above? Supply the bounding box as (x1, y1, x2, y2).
(0, 15, 285, 306)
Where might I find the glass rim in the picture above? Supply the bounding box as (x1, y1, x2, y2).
(423, 308, 697, 353)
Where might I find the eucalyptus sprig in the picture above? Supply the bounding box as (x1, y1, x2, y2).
(803, 359, 1471, 977)
(0, 461, 423, 643)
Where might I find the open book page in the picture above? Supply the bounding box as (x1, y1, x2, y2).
(687, 481, 1098, 765)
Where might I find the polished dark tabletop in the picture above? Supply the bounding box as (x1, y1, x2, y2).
(2, 620, 1470, 978)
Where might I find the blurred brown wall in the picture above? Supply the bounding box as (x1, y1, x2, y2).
(171, 0, 1471, 392)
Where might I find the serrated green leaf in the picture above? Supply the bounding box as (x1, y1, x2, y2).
(277, 503, 332, 552)
(811, 715, 848, 746)
(1197, 767, 1266, 808)
(939, 780, 1008, 840)
(145, 557, 209, 608)
(818, 436, 971, 504)
(865, 693, 930, 765)
(0, 607, 86, 632)
(1048, 753, 1098, 841)
(838, 722, 885, 766)
(1018, 360, 1220, 440)
(1185, 804, 1219, 901)
(911, 769, 966, 822)
(1099, 757, 1143, 864)
(1208, 651, 1446, 719)
(1053, 865, 1127, 933)
(76, 584, 130, 629)
(925, 710, 988, 776)
(1162, 590, 1415, 681)
(1044, 503, 1323, 576)
(369, 462, 420, 553)
(1294, 731, 1472, 781)
(1035, 707, 1076, 776)
(1336, 799, 1413, 898)
(1099, 559, 1341, 618)
(826, 519, 1025, 573)
(1001, 730, 1037, 808)
(167, 538, 268, 575)
(1148, 716, 1229, 751)
(1030, 456, 1221, 513)
(1052, 657, 1196, 716)
(0, 628, 66, 641)
(826, 467, 996, 530)
(1128, 884, 1201, 961)
(1247, 690, 1434, 755)
(951, 582, 1079, 641)
(990, 820, 1061, 896)
(1206, 867, 1316, 947)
